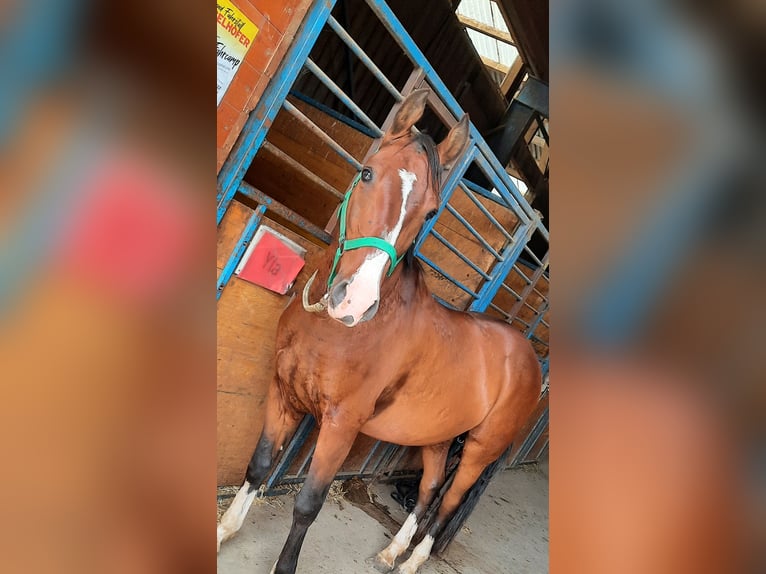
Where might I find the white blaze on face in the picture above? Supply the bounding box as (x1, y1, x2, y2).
(328, 169, 417, 326)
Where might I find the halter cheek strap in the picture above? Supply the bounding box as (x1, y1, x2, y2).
(327, 172, 405, 289)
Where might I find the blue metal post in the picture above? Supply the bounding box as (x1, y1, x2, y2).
(217, 0, 337, 225)
(216, 204, 267, 300)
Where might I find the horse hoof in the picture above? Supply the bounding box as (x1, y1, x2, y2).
(366, 553, 395, 572)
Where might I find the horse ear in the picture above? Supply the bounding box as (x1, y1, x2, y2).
(437, 114, 470, 169)
(383, 89, 429, 142)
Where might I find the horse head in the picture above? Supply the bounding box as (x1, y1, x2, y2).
(310, 89, 469, 327)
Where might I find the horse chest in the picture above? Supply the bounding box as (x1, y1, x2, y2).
(275, 320, 383, 413)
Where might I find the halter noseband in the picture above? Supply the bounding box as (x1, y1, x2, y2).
(327, 171, 405, 289)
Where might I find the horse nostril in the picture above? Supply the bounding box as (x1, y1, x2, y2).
(329, 280, 349, 308)
(360, 300, 379, 323)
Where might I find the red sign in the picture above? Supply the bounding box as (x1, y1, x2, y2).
(236, 229, 305, 294)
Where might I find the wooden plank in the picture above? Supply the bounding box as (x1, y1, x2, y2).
(480, 55, 510, 75)
(457, 14, 514, 45)
(500, 55, 525, 97)
(217, 200, 253, 271)
(217, 216, 328, 485)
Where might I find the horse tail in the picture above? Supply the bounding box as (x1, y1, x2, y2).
(415, 441, 513, 555)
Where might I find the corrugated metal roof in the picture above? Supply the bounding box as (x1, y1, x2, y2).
(457, 0, 517, 67)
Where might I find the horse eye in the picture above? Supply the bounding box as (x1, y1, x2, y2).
(361, 167, 373, 182)
(425, 209, 437, 220)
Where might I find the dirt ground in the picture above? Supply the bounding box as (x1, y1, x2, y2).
(217, 459, 548, 574)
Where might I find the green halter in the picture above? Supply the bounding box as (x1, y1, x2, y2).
(327, 171, 405, 289)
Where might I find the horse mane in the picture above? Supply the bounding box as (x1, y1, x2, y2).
(412, 131, 442, 194)
(400, 132, 441, 276)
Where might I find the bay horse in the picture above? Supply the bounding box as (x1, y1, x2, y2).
(217, 89, 541, 574)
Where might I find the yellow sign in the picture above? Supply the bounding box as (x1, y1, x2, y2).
(217, 0, 259, 106)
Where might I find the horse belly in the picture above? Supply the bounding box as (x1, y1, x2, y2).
(360, 391, 484, 446)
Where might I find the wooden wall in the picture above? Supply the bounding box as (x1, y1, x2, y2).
(217, 202, 328, 486)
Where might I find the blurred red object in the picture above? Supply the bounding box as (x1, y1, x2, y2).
(236, 228, 305, 294)
(57, 155, 196, 303)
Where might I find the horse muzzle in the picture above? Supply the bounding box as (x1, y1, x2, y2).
(326, 275, 380, 327)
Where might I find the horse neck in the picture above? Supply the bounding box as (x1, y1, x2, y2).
(376, 255, 427, 316)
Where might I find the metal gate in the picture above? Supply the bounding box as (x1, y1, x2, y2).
(217, 0, 549, 490)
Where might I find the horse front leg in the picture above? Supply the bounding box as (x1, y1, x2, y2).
(217, 378, 300, 552)
(270, 414, 360, 574)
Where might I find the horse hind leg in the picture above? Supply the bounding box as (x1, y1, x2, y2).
(396, 435, 509, 574)
(376, 442, 450, 570)
(217, 379, 300, 552)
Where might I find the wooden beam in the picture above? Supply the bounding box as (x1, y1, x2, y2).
(458, 14, 514, 45)
(500, 54, 524, 97)
(480, 55, 509, 75)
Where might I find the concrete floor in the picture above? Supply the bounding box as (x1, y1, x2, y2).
(217, 462, 548, 574)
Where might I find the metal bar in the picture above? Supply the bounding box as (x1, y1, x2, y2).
(525, 300, 549, 338)
(289, 90, 378, 138)
(266, 415, 316, 489)
(522, 300, 541, 315)
(389, 445, 409, 472)
(511, 316, 531, 329)
(473, 152, 532, 225)
(364, 0, 535, 219)
(326, 15, 402, 103)
(507, 255, 549, 320)
(370, 443, 396, 475)
(414, 144, 476, 252)
(237, 181, 333, 244)
(216, 204, 267, 300)
(432, 294, 460, 310)
(510, 264, 533, 286)
(375, 443, 401, 475)
(522, 244, 545, 268)
(425, 89, 459, 129)
(217, 0, 336, 224)
(489, 302, 512, 320)
(340, 0, 355, 101)
(499, 281, 524, 301)
(509, 406, 548, 467)
(359, 440, 382, 475)
(444, 203, 503, 260)
(304, 58, 383, 137)
(430, 229, 492, 280)
(461, 177, 510, 208)
(458, 182, 515, 242)
(295, 442, 316, 478)
(261, 140, 343, 201)
(533, 218, 550, 242)
(282, 99, 362, 169)
(470, 224, 534, 312)
(417, 253, 480, 300)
